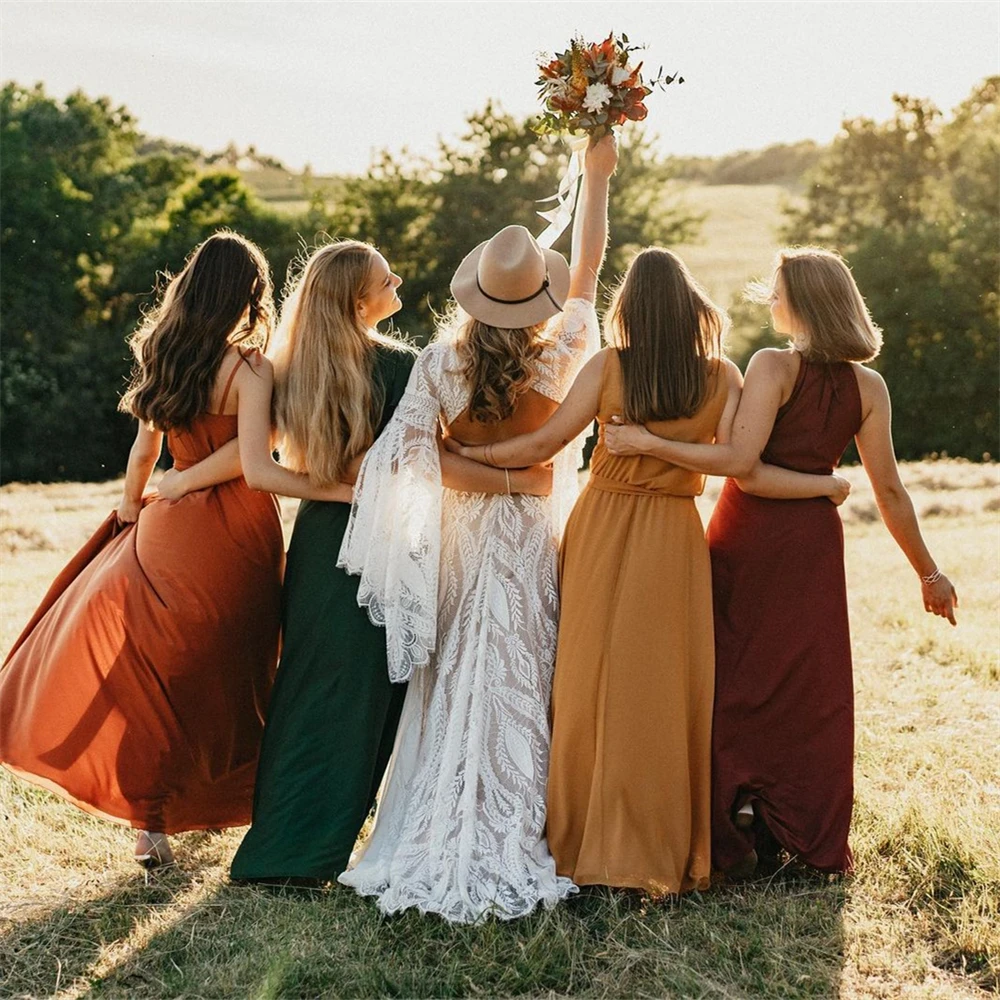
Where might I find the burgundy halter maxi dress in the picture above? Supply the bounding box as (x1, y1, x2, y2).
(707, 356, 862, 873)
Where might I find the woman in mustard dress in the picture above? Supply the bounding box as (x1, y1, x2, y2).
(449, 248, 845, 893)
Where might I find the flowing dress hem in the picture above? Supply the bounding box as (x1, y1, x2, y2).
(1, 762, 251, 834)
(565, 868, 710, 895)
(338, 870, 578, 923)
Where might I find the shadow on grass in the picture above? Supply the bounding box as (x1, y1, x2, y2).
(61, 865, 848, 999)
(0, 842, 217, 998)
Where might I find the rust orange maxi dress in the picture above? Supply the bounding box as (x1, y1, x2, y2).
(0, 364, 283, 834)
(547, 350, 728, 894)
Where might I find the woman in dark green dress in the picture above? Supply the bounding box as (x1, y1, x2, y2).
(164, 239, 552, 882)
(230, 341, 414, 881)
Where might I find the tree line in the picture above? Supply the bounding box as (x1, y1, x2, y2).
(0, 79, 995, 482)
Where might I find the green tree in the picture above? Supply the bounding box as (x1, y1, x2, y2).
(0, 83, 190, 481)
(783, 78, 998, 459)
(0, 84, 303, 482)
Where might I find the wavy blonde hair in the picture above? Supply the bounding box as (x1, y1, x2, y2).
(120, 231, 274, 429)
(271, 240, 397, 486)
(749, 246, 882, 363)
(440, 305, 550, 424)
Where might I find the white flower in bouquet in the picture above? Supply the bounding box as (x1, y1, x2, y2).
(543, 77, 575, 101)
(610, 64, 632, 86)
(582, 82, 613, 113)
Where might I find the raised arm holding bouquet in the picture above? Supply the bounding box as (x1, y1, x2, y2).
(533, 32, 680, 249)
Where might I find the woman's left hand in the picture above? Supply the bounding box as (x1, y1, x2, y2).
(156, 468, 189, 501)
(603, 419, 651, 456)
(922, 574, 958, 626)
(442, 437, 479, 461)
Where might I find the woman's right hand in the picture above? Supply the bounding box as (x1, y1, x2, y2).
(116, 496, 142, 525)
(155, 468, 190, 501)
(603, 419, 653, 457)
(827, 475, 852, 506)
(516, 464, 554, 497)
(586, 132, 618, 178)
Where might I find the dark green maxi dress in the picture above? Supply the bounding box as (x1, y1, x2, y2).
(230, 343, 416, 881)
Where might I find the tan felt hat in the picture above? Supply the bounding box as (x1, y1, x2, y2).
(450, 225, 570, 328)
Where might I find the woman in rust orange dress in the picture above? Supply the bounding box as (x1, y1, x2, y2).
(0, 232, 347, 867)
(447, 248, 842, 894)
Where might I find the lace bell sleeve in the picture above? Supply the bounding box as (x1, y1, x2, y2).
(337, 347, 444, 683)
(535, 297, 601, 533)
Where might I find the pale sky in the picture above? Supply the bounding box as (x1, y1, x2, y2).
(2, 1, 997, 174)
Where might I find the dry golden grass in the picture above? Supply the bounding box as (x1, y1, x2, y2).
(1, 461, 997, 999)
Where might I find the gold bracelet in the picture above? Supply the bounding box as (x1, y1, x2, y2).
(484, 443, 496, 467)
(504, 468, 511, 495)
(920, 568, 943, 585)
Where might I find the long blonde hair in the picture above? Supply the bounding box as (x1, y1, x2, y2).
(604, 248, 726, 423)
(441, 306, 549, 424)
(120, 231, 274, 429)
(271, 240, 391, 486)
(751, 247, 882, 363)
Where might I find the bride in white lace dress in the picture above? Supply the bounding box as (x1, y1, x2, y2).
(336, 136, 617, 922)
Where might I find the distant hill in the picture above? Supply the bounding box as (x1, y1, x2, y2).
(666, 140, 824, 190)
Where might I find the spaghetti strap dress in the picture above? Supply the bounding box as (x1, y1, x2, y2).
(0, 359, 284, 834)
(546, 349, 729, 894)
(230, 342, 416, 881)
(707, 356, 862, 873)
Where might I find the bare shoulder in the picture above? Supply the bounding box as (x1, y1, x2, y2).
(851, 362, 885, 392)
(232, 349, 273, 393)
(244, 350, 272, 376)
(746, 346, 796, 373)
(579, 346, 612, 378)
(851, 362, 888, 415)
(719, 357, 744, 386)
(745, 347, 799, 389)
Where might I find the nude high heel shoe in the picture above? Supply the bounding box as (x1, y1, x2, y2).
(735, 802, 755, 829)
(134, 831, 175, 869)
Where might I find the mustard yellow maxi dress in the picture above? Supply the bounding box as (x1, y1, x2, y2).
(547, 349, 728, 894)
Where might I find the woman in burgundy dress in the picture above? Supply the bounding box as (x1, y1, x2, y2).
(605, 247, 957, 877)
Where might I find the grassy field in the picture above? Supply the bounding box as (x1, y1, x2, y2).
(671, 183, 796, 308)
(1, 462, 998, 999)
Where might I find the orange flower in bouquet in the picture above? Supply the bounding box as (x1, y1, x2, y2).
(534, 33, 682, 139)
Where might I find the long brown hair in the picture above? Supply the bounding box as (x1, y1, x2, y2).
(443, 307, 549, 424)
(272, 240, 409, 486)
(120, 231, 274, 429)
(752, 247, 882, 363)
(605, 248, 727, 423)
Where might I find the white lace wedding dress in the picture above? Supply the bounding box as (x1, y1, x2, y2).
(336, 298, 599, 922)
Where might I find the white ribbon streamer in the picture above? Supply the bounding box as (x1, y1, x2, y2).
(535, 135, 589, 250)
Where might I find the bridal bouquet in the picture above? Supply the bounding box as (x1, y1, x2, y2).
(534, 33, 681, 139)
